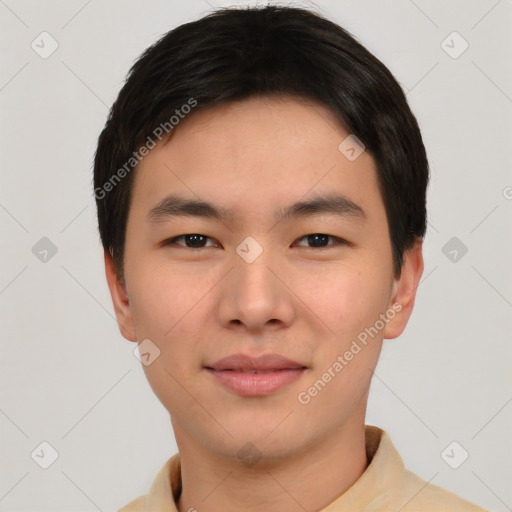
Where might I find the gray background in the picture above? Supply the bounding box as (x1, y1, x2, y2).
(0, 0, 511, 510)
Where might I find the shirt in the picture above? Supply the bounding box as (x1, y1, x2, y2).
(118, 425, 488, 511)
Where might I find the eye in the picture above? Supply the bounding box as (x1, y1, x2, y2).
(161, 234, 219, 249)
(293, 233, 347, 249)
(160, 233, 348, 250)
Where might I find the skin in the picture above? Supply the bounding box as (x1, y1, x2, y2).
(105, 95, 424, 512)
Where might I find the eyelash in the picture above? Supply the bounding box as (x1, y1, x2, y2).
(161, 233, 348, 250)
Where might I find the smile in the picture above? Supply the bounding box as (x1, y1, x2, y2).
(205, 353, 308, 396)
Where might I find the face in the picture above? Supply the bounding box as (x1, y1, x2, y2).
(106, 95, 423, 463)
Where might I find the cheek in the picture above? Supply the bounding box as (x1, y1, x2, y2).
(127, 265, 206, 408)
(126, 259, 214, 378)
(127, 258, 202, 336)
(307, 264, 390, 339)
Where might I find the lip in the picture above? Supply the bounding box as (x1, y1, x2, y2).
(205, 353, 308, 397)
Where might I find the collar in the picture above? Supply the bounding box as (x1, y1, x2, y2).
(144, 425, 400, 511)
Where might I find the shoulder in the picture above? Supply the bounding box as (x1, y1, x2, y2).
(365, 427, 488, 512)
(116, 453, 180, 512)
(397, 468, 489, 512)
(117, 494, 146, 512)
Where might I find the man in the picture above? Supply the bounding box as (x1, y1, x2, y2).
(93, 5, 488, 511)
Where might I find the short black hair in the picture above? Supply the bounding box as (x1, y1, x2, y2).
(93, 4, 429, 282)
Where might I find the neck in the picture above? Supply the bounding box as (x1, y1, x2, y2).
(174, 420, 368, 512)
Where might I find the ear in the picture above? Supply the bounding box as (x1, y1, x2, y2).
(383, 239, 424, 340)
(104, 250, 137, 342)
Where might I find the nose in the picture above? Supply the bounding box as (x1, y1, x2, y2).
(215, 244, 295, 334)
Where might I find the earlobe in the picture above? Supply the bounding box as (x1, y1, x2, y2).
(383, 239, 424, 340)
(104, 250, 137, 342)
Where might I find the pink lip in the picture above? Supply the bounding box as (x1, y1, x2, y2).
(205, 353, 307, 396)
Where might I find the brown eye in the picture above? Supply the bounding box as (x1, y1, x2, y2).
(294, 234, 346, 248)
(162, 234, 218, 248)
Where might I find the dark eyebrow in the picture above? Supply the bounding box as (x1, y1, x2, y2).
(147, 195, 234, 223)
(147, 193, 366, 224)
(275, 193, 366, 223)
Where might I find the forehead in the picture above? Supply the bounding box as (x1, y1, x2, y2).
(130, 96, 383, 225)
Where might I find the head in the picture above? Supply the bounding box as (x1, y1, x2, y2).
(94, 6, 427, 462)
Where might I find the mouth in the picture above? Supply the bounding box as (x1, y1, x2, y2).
(205, 353, 308, 396)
